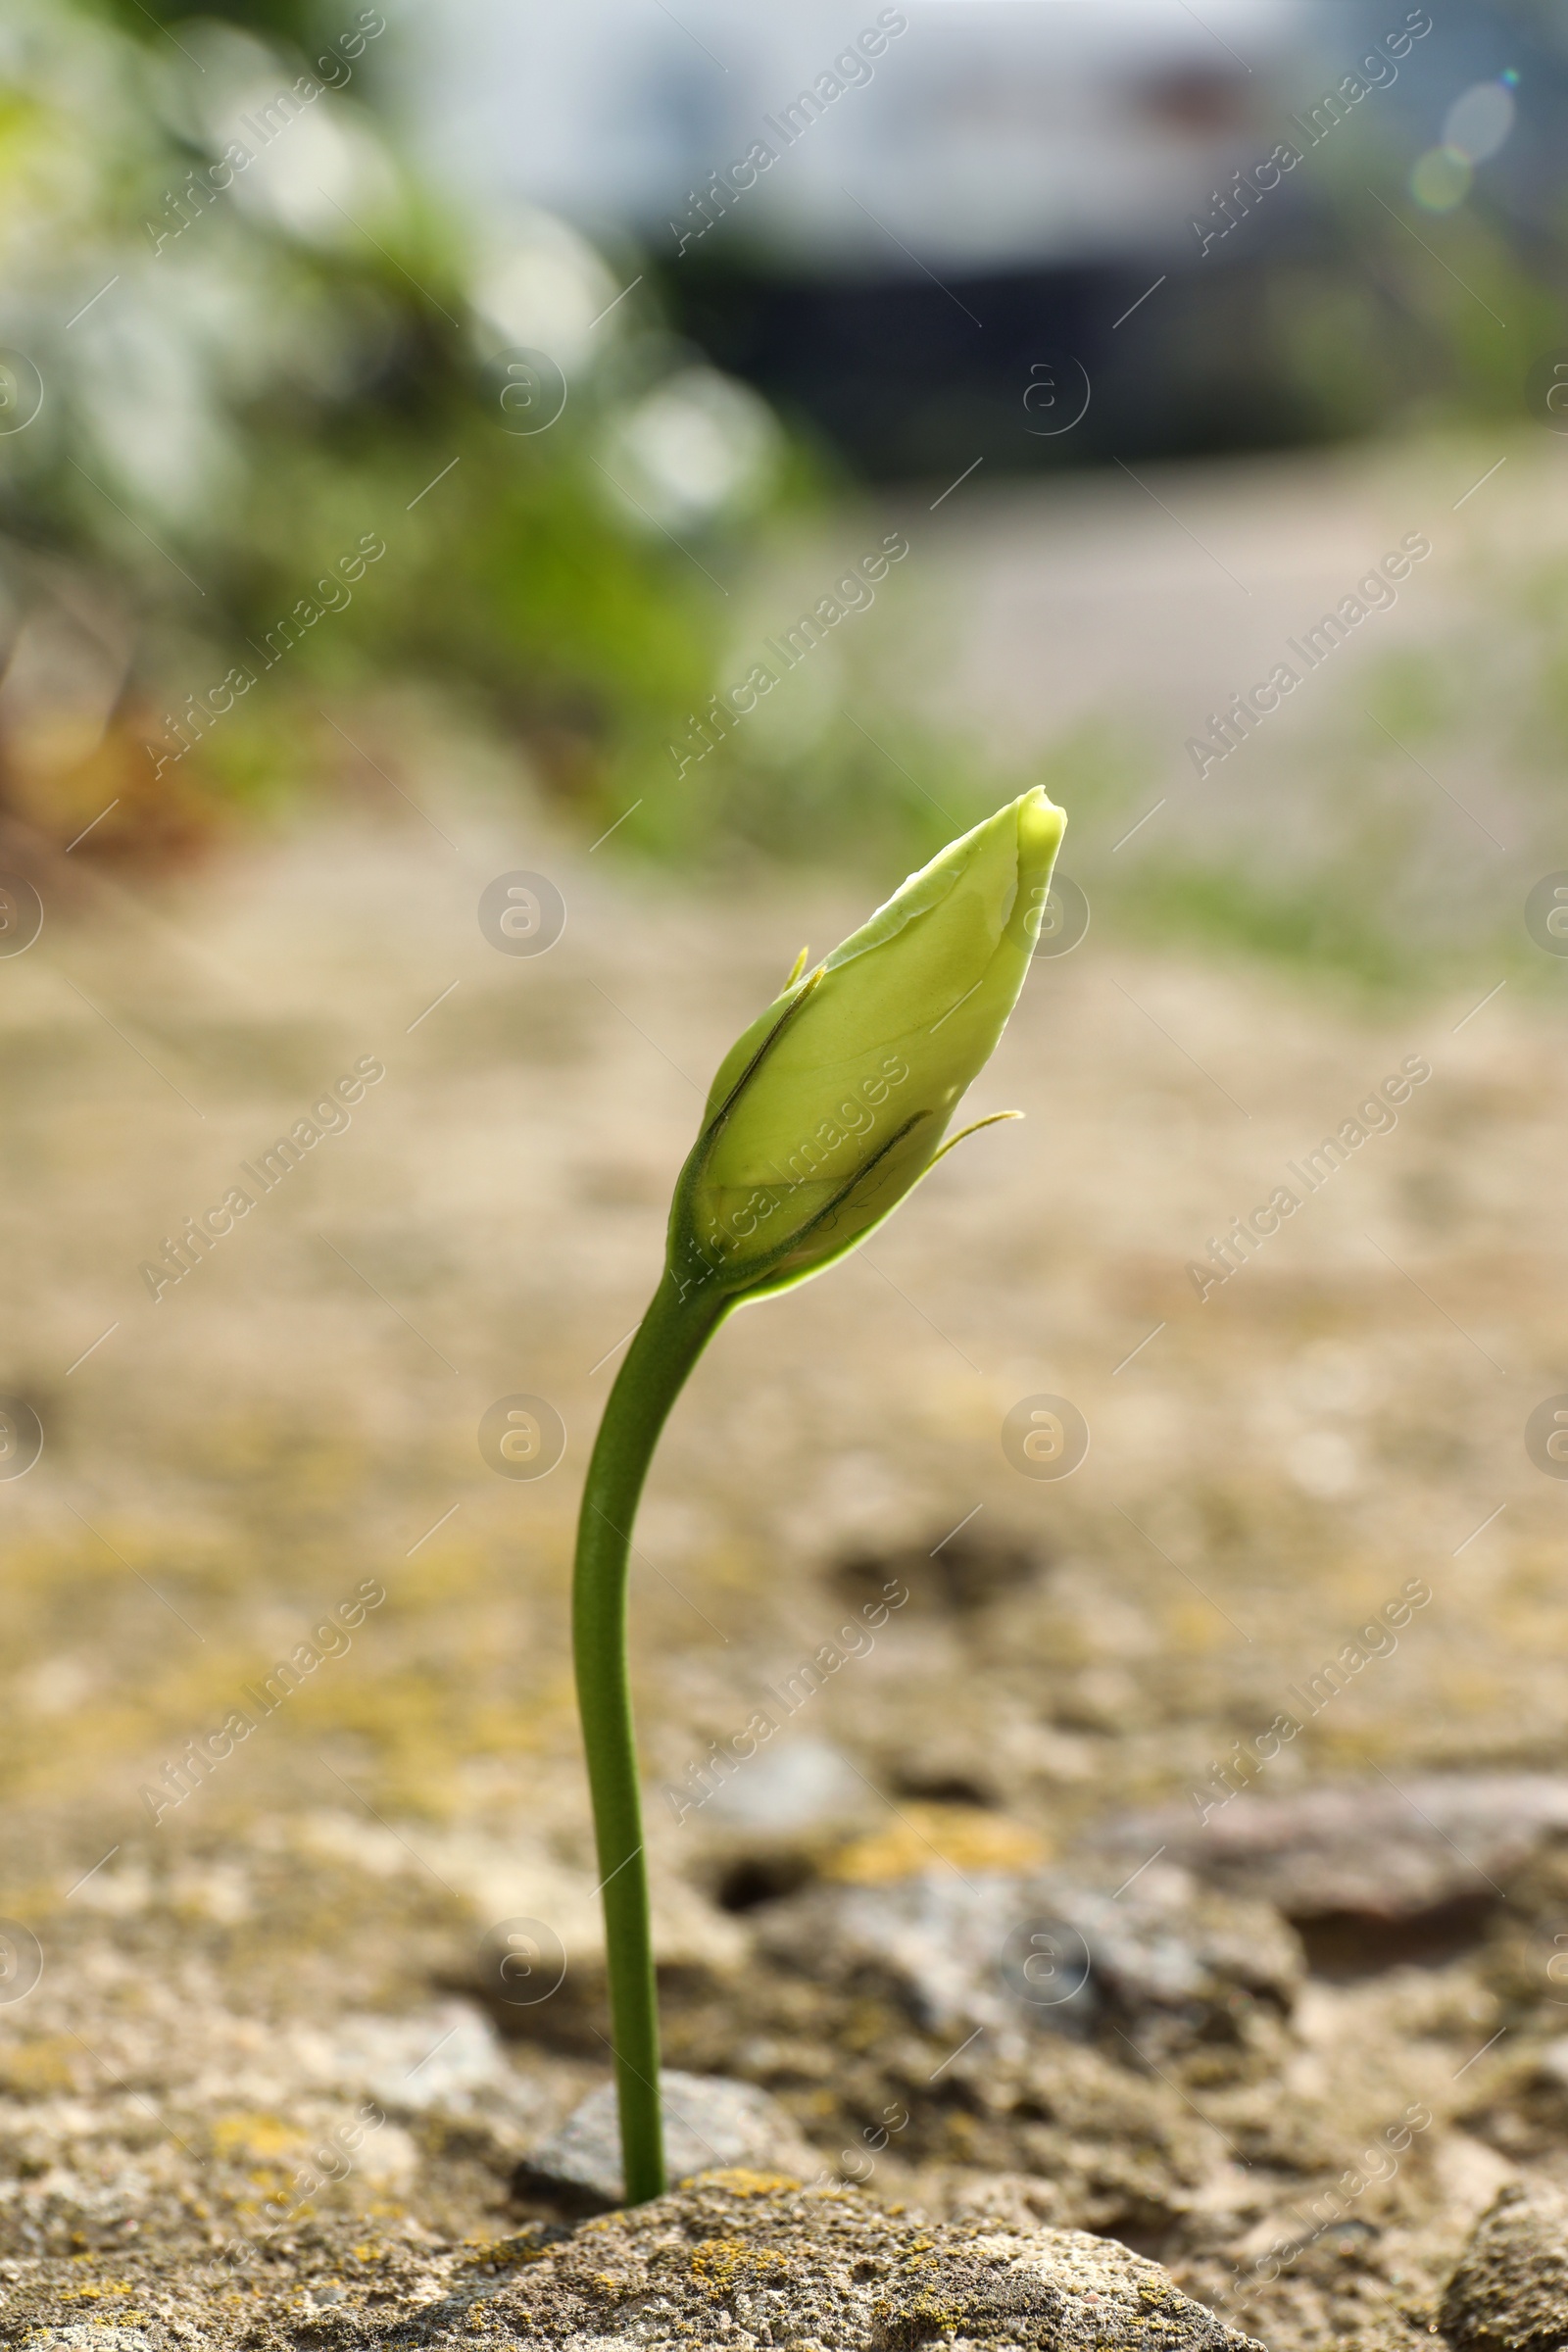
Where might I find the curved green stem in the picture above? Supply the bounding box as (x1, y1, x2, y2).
(572, 1274, 728, 2204)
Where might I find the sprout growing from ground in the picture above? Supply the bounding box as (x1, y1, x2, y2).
(572, 787, 1066, 2202)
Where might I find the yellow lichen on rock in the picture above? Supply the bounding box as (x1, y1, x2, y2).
(824, 1802, 1049, 1884)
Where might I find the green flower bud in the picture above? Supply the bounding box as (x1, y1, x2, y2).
(669, 787, 1066, 1304)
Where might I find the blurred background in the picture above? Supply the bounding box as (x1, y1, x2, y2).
(3, 0, 1568, 2335)
(6, 0, 1568, 950)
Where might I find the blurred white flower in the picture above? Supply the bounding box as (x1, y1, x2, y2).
(469, 211, 619, 373)
(174, 19, 279, 142)
(222, 98, 401, 246)
(74, 328, 238, 524)
(602, 365, 781, 529)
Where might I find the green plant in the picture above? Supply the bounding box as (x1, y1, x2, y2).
(570, 787, 1064, 2201)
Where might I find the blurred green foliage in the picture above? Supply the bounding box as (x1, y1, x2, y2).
(0, 0, 810, 856)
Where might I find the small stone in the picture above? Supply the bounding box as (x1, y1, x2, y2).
(514, 2071, 821, 2213)
(1442, 2179, 1568, 2352)
(328, 1997, 517, 2115)
(754, 1861, 1298, 2044)
(1095, 1775, 1568, 1924)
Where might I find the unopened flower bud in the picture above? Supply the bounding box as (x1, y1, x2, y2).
(669, 787, 1066, 1302)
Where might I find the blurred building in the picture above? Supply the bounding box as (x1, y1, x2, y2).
(401, 0, 1561, 476)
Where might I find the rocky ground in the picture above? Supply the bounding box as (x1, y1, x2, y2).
(1, 445, 1567, 2347)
